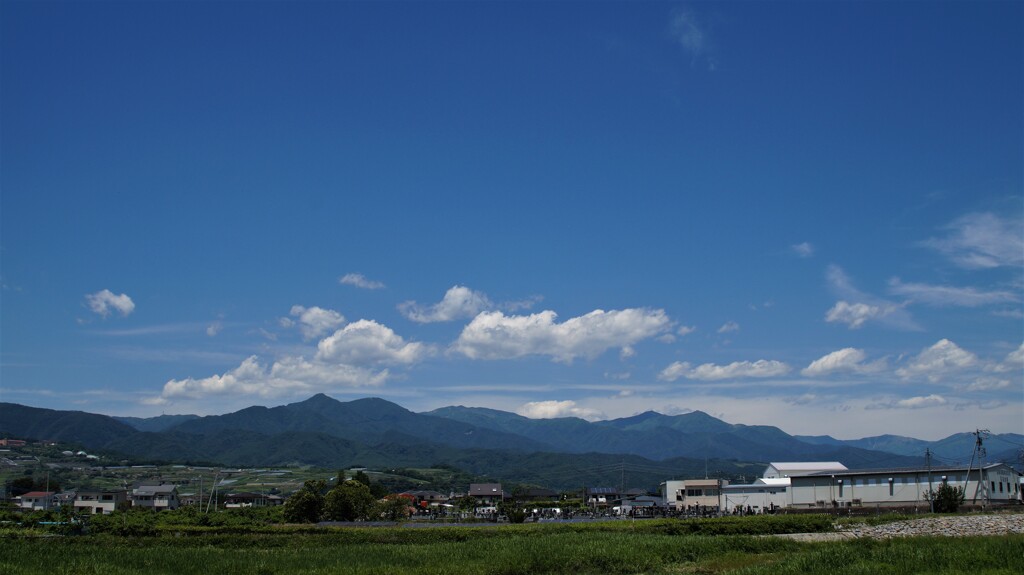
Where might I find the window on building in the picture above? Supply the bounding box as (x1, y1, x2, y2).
(838, 483, 844, 498)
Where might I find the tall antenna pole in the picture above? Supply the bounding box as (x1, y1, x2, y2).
(970, 429, 990, 504)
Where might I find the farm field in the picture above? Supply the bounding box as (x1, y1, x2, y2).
(2, 517, 1022, 575)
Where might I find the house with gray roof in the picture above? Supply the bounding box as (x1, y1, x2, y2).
(131, 483, 180, 511)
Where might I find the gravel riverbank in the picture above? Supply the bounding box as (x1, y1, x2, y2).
(779, 513, 1024, 541)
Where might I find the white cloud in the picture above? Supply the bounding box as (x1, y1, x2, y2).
(504, 295, 544, 312)
(453, 308, 671, 363)
(786, 393, 819, 406)
(887, 278, 1018, 307)
(85, 289, 135, 318)
(921, 212, 1024, 269)
(677, 325, 697, 336)
(825, 301, 894, 329)
(287, 305, 346, 340)
(866, 394, 948, 410)
(824, 265, 917, 330)
(160, 355, 387, 401)
(620, 346, 636, 360)
(339, 273, 385, 290)
(801, 348, 887, 377)
(206, 321, 223, 337)
(670, 7, 717, 70)
(791, 242, 815, 258)
(399, 285, 494, 323)
(988, 342, 1024, 374)
(316, 319, 430, 365)
(717, 321, 740, 334)
(658, 359, 791, 382)
(516, 400, 604, 421)
(1005, 343, 1024, 366)
(895, 339, 978, 382)
(961, 377, 1011, 392)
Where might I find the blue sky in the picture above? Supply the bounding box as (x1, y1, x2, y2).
(2, 1, 1021, 440)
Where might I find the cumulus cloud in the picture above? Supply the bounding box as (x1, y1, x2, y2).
(285, 305, 346, 340)
(658, 359, 791, 382)
(887, 278, 1018, 307)
(399, 286, 494, 323)
(453, 308, 671, 363)
(802, 348, 887, 377)
(316, 319, 431, 365)
(895, 339, 978, 382)
(160, 355, 388, 401)
(516, 400, 604, 421)
(206, 321, 223, 337)
(159, 317, 429, 402)
(961, 377, 1011, 392)
(921, 212, 1024, 269)
(791, 242, 815, 258)
(825, 265, 918, 330)
(677, 325, 697, 336)
(717, 321, 740, 334)
(85, 289, 135, 318)
(825, 301, 895, 329)
(339, 273, 385, 290)
(987, 342, 1024, 374)
(866, 394, 948, 410)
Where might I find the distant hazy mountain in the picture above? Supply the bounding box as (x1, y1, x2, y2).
(795, 432, 1023, 465)
(3, 395, 1014, 491)
(426, 405, 924, 467)
(0, 403, 138, 449)
(115, 414, 200, 432)
(166, 394, 551, 452)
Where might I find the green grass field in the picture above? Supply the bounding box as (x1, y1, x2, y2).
(1, 519, 1021, 575)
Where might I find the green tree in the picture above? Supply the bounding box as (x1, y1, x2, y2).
(927, 483, 966, 513)
(323, 480, 375, 521)
(375, 496, 412, 521)
(283, 480, 326, 523)
(498, 500, 527, 523)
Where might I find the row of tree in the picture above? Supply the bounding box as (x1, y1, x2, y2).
(283, 472, 409, 523)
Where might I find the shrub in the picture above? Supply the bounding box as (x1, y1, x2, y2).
(926, 483, 965, 513)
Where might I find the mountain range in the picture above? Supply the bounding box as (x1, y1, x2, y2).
(2, 394, 1020, 490)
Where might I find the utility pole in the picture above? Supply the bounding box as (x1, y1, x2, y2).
(926, 448, 934, 513)
(620, 460, 624, 496)
(970, 429, 990, 505)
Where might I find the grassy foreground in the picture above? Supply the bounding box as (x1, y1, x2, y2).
(1, 517, 1021, 575)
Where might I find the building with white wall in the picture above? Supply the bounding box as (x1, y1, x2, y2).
(788, 463, 1020, 509)
(659, 479, 728, 511)
(722, 478, 791, 512)
(763, 462, 847, 479)
(17, 491, 56, 511)
(74, 490, 129, 515)
(131, 483, 180, 511)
